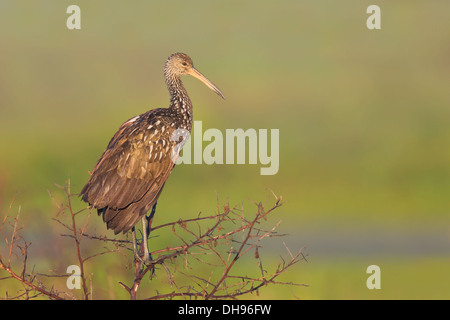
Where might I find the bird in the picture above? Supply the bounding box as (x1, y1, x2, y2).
(80, 52, 225, 263)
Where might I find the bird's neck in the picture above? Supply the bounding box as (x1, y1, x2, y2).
(166, 75, 193, 127)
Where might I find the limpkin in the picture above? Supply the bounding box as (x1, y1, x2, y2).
(80, 53, 225, 263)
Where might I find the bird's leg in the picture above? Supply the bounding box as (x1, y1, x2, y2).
(140, 202, 157, 264)
(141, 215, 151, 263)
(131, 226, 144, 263)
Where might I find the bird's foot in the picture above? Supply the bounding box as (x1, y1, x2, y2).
(134, 251, 153, 265)
(134, 251, 156, 277)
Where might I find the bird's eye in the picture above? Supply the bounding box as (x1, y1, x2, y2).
(182, 62, 188, 66)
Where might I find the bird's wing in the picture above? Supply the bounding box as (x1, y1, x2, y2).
(80, 111, 185, 214)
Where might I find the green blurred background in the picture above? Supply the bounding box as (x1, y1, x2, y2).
(1, 0, 449, 299)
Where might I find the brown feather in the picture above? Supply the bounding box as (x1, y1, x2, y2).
(80, 110, 180, 233)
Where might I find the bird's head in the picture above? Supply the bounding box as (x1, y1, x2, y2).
(165, 52, 225, 99)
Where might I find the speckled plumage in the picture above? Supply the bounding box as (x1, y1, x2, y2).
(80, 53, 224, 234)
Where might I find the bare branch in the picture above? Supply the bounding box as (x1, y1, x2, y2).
(1, 181, 306, 300)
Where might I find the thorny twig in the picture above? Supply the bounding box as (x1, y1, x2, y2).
(0, 195, 64, 300)
(1, 179, 307, 300)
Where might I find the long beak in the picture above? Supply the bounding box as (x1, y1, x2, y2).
(187, 67, 226, 100)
